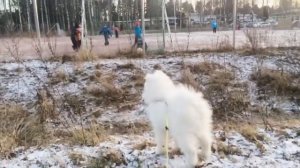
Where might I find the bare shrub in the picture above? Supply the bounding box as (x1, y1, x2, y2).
(250, 69, 300, 96)
(5, 37, 22, 61)
(46, 35, 57, 58)
(216, 35, 233, 52)
(244, 29, 270, 53)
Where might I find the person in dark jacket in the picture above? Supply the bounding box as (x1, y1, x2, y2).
(114, 25, 120, 38)
(71, 23, 82, 51)
(99, 25, 112, 46)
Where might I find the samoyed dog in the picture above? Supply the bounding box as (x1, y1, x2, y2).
(142, 70, 213, 167)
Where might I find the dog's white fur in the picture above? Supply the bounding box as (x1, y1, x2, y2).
(142, 70, 213, 167)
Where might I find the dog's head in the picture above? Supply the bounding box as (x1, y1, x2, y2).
(142, 70, 175, 104)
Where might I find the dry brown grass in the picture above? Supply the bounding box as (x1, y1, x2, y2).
(133, 141, 155, 151)
(251, 69, 300, 96)
(204, 70, 250, 120)
(87, 149, 126, 168)
(216, 141, 242, 157)
(216, 35, 234, 52)
(86, 83, 102, 97)
(106, 122, 150, 135)
(69, 152, 85, 166)
(89, 71, 102, 82)
(75, 49, 96, 62)
(180, 68, 202, 91)
(239, 125, 266, 153)
(70, 124, 108, 146)
(86, 78, 125, 106)
(131, 72, 145, 88)
(188, 62, 224, 75)
(95, 64, 102, 69)
(208, 71, 234, 91)
(36, 90, 57, 122)
(117, 63, 136, 69)
(50, 68, 69, 84)
(153, 64, 162, 70)
(118, 49, 144, 58)
(0, 104, 48, 158)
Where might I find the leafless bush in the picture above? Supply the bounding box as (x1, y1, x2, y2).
(216, 35, 233, 51)
(46, 35, 57, 58)
(244, 29, 270, 53)
(5, 37, 22, 61)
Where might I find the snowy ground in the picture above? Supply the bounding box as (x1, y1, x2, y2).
(0, 29, 300, 61)
(1, 129, 300, 168)
(0, 50, 300, 167)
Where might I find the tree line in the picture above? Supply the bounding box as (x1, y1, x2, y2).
(0, 0, 295, 35)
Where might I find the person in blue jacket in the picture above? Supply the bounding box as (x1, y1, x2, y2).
(99, 25, 112, 46)
(211, 19, 218, 33)
(133, 22, 142, 48)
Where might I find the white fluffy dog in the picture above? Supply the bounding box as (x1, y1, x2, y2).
(142, 70, 213, 167)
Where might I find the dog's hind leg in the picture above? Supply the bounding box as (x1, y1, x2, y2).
(153, 127, 166, 155)
(176, 135, 199, 168)
(198, 134, 212, 161)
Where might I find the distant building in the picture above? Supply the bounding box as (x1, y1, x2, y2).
(237, 13, 258, 22)
(189, 13, 217, 24)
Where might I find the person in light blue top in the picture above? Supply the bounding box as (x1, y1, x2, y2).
(99, 24, 112, 46)
(211, 19, 218, 33)
(133, 21, 142, 47)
